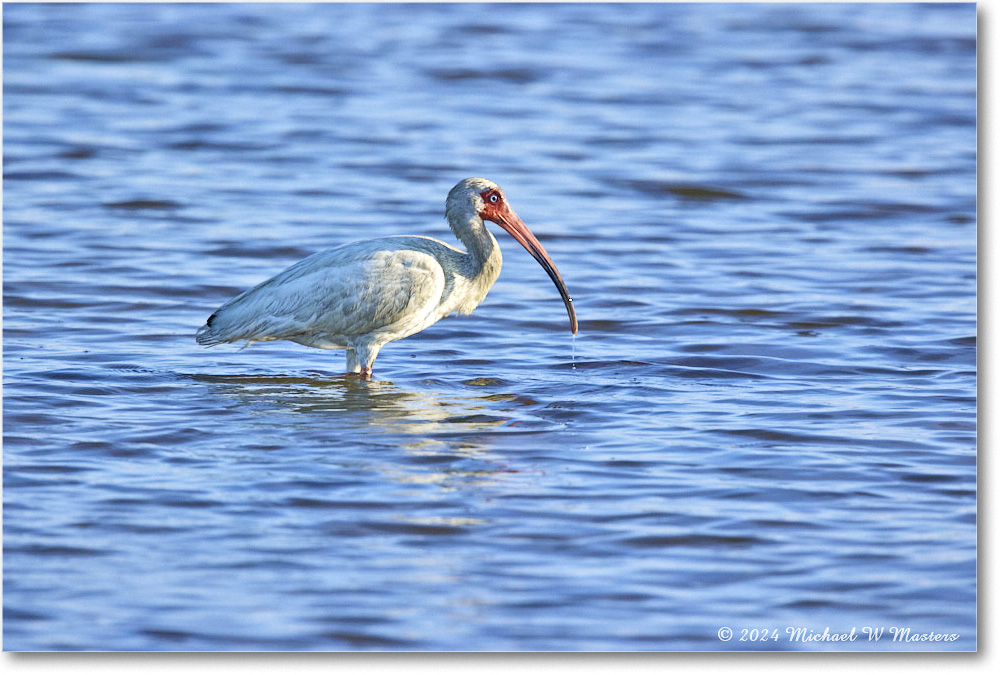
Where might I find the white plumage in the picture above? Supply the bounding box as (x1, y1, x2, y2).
(196, 178, 577, 379)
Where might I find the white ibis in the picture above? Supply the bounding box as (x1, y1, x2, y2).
(196, 177, 578, 379)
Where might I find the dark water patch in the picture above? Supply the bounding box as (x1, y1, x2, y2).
(945, 336, 975, 347)
(781, 598, 862, 610)
(255, 479, 369, 492)
(319, 631, 417, 649)
(188, 372, 354, 388)
(749, 519, 827, 531)
(622, 534, 771, 549)
(168, 139, 278, 152)
(24, 367, 144, 385)
(115, 523, 189, 534)
(853, 366, 943, 378)
(224, 558, 317, 570)
(134, 630, 312, 650)
(7, 544, 110, 557)
(786, 315, 906, 329)
(675, 343, 728, 353)
(158, 499, 226, 509)
(3, 170, 79, 181)
(4, 411, 76, 427)
(445, 414, 510, 425)
(607, 179, 746, 201)
(455, 22, 513, 36)
(669, 355, 797, 374)
(578, 317, 658, 333)
(103, 199, 183, 211)
(204, 244, 331, 260)
(482, 393, 539, 406)
(667, 366, 768, 380)
(672, 307, 787, 320)
(784, 202, 942, 224)
(866, 345, 974, 366)
(3, 608, 51, 622)
(285, 498, 399, 510)
(273, 84, 353, 97)
(59, 147, 99, 160)
(2, 435, 51, 448)
(865, 245, 934, 255)
(735, 133, 878, 147)
(48, 49, 165, 63)
(587, 134, 649, 150)
(139, 629, 196, 643)
(840, 36, 975, 56)
(897, 472, 964, 485)
(4, 288, 99, 308)
(173, 122, 228, 134)
(461, 377, 509, 387)
(666, 185, 747, 201)
(718, 428, 862, 446)
(403, 453, 470, 466)
(552, 359, 651, 371)
(4, 464, 91, 475)
(126, 429, 207, 446)
(601, 459, 661, 469)
(360, 521, 470, 536)
(312, 614, 394, 628)
(426, 67, 541, 84)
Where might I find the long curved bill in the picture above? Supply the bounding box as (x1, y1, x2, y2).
(494, 204, 579, 334)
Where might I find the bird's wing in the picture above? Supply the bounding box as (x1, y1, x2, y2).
(200, 240, 449, 346)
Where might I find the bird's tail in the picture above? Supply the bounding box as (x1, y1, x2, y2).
(195, 314, 227, 346)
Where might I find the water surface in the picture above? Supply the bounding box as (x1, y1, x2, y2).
(3, 2, 976, 651)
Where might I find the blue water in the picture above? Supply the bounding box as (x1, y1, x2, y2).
(3, 2, 976, 651)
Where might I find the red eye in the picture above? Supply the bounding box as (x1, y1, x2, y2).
(481, 189, 501, 205)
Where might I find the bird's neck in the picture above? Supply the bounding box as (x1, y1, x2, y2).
(452, 214, 503, 291)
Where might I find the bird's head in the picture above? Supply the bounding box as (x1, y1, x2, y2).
(446, 177, 503, 225)
(446, 177, 578, 334)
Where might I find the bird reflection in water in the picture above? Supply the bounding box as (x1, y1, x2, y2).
(189, 371, 545, 488)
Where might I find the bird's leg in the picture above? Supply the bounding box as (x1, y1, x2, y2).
(344, 347, 371, 380)
(348, 341, 381, 381)
(345, 348, 360, 375)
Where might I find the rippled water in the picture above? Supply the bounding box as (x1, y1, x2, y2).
(3, 2, 977, 651)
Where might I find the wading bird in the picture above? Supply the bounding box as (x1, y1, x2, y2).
(196, 177, 577, 379)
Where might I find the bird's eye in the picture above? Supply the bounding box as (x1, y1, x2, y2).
(490, 194, 499, 203)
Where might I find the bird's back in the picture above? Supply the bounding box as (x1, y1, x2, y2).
(196, 236, 467, 349)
